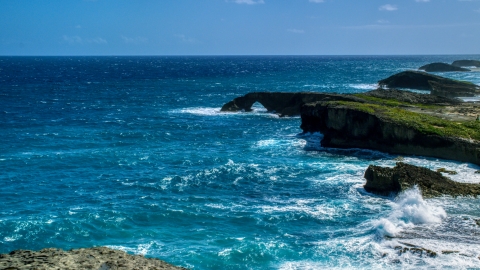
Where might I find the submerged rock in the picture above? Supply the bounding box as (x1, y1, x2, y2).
(452, 60, 480, 68)
(364, 162, 480, 197)
(419, 62, 470, 72)
(0, 247, 186, 270)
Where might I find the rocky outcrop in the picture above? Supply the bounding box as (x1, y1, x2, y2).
(452, 60, 480, 68)
(361, 88, 461, 105)
(418, 62, 470, 72)
(378, 70, 480, 98)
(220, 92, 363, 116)
(0, 247, 186, 270)
(364, 162, 480, 197)
(429, 81, 480, 98)
(300, 102, 480, 166)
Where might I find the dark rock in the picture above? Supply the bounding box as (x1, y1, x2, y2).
(220, 88, 461, 117)
(378, 70, 479, 95)
(395, 244, 437, 258)
(429, 80, 480, 98)
(220, 92, 364, 116)
(0, 247, 186, 270)
(419, 62, 470, 72)
(452, 60, 480, 68)
(364, 162, 480, 197)
(300, 102, 480, 166)
(363, 164, 400, 194)
(436, 168, 458, 175)
(362, 88, 461, 105)
(442, 250, 459, 255)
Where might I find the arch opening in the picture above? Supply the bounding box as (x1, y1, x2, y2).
(250, 101, 269, 113)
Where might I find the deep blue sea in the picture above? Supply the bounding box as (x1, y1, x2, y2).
(1, 56, 480, 269)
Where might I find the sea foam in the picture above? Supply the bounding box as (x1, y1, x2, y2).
(374, 186, 447, 238)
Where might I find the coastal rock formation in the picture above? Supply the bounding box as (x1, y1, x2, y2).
(378, 70, 480, 98)
(429, 81, 479, 98)
(0, 247, 186, 270)
(300, 101, 480, 166)
(418, 62, 470, 72)
(220, 92, 363, 116)
(361, 88, 461, 105)
(364, 162, 480, 197)
(452, 60, 480, 68)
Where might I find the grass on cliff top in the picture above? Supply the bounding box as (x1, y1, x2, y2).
(353, 94, 440, 109)
(332, 101, 480, 141)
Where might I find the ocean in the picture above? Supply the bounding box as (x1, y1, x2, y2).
(1, 55, 479, 269)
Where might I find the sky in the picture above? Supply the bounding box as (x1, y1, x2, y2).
(1, 0, 480, 55)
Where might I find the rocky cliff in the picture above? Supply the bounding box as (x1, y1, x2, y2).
(300, 101, 480, 166)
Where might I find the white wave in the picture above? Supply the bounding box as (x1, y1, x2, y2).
(172, 107, 223, 116)
(170, 106, 280, 118)
(106, 241, 162, 256)
(347, 83, 378, 90)
(259, 199, 339, 220)
(254, 138, 303, 150)
(279, 261, 326, 270)
(459, 96, 480, 102)
(302, 84, 332, 89)
(255, 139, 280, 148)
(374, 186, 447, 238)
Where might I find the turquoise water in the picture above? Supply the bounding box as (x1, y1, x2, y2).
(1, 56, 480, 269)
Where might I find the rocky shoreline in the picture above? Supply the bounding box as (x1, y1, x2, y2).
(221, 68, 480, 198)
(0, 247, 186, 270)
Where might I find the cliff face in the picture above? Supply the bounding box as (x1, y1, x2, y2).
(301, 102, 480, 166)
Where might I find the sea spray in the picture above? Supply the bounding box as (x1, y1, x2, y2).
(374, 186, 447, 238)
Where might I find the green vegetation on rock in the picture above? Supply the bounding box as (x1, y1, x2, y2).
(330, 101, 480, 141)
(353, 94, 440, 109)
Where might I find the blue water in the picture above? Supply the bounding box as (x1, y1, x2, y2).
(1, 56, 480, 269)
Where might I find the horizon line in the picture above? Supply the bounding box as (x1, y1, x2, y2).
(1, 53, 479, 57)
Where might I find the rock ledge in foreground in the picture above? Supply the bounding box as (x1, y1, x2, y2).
(364, 162, 480, 197)
(0, 247, 186, 270)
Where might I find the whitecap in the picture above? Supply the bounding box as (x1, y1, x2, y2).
(172, 107, 223, 116)
(373, 186, 447, 238)
(347, 83, 378, 90)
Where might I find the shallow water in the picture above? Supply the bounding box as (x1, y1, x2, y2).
(1, 55, 479, 269)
